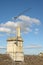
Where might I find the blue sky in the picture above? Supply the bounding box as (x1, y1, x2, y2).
(0, 0, 43, 55)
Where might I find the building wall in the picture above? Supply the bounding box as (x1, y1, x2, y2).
(7, 41, 17, 53)
(16, 41, 24, 61)
(7, 41, 17, 61)
(17, 41, 23, 52)
(7, 39, 24, 61)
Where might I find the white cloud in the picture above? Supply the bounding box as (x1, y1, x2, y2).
(0, 27, 11, 33)
(0, 21, 18, 28)
(18, 15, 40, 25)
(24, 45, 43, 49)
(0, 15, 40, 34)
(0, 27, 16, 34)
(34, 28, 39, 34)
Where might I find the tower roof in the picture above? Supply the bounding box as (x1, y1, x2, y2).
(7, 37, 16, 41)
(7, 37, 23, 42)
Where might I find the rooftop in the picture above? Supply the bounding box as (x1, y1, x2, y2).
(7, 37, 23, 42)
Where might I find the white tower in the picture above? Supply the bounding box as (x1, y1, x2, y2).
(16, 26, 24, 61)
(16, 26, 21, 37)
(7, 26, 24, 61)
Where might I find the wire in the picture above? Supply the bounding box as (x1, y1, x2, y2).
(14, 8, 31, 20)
